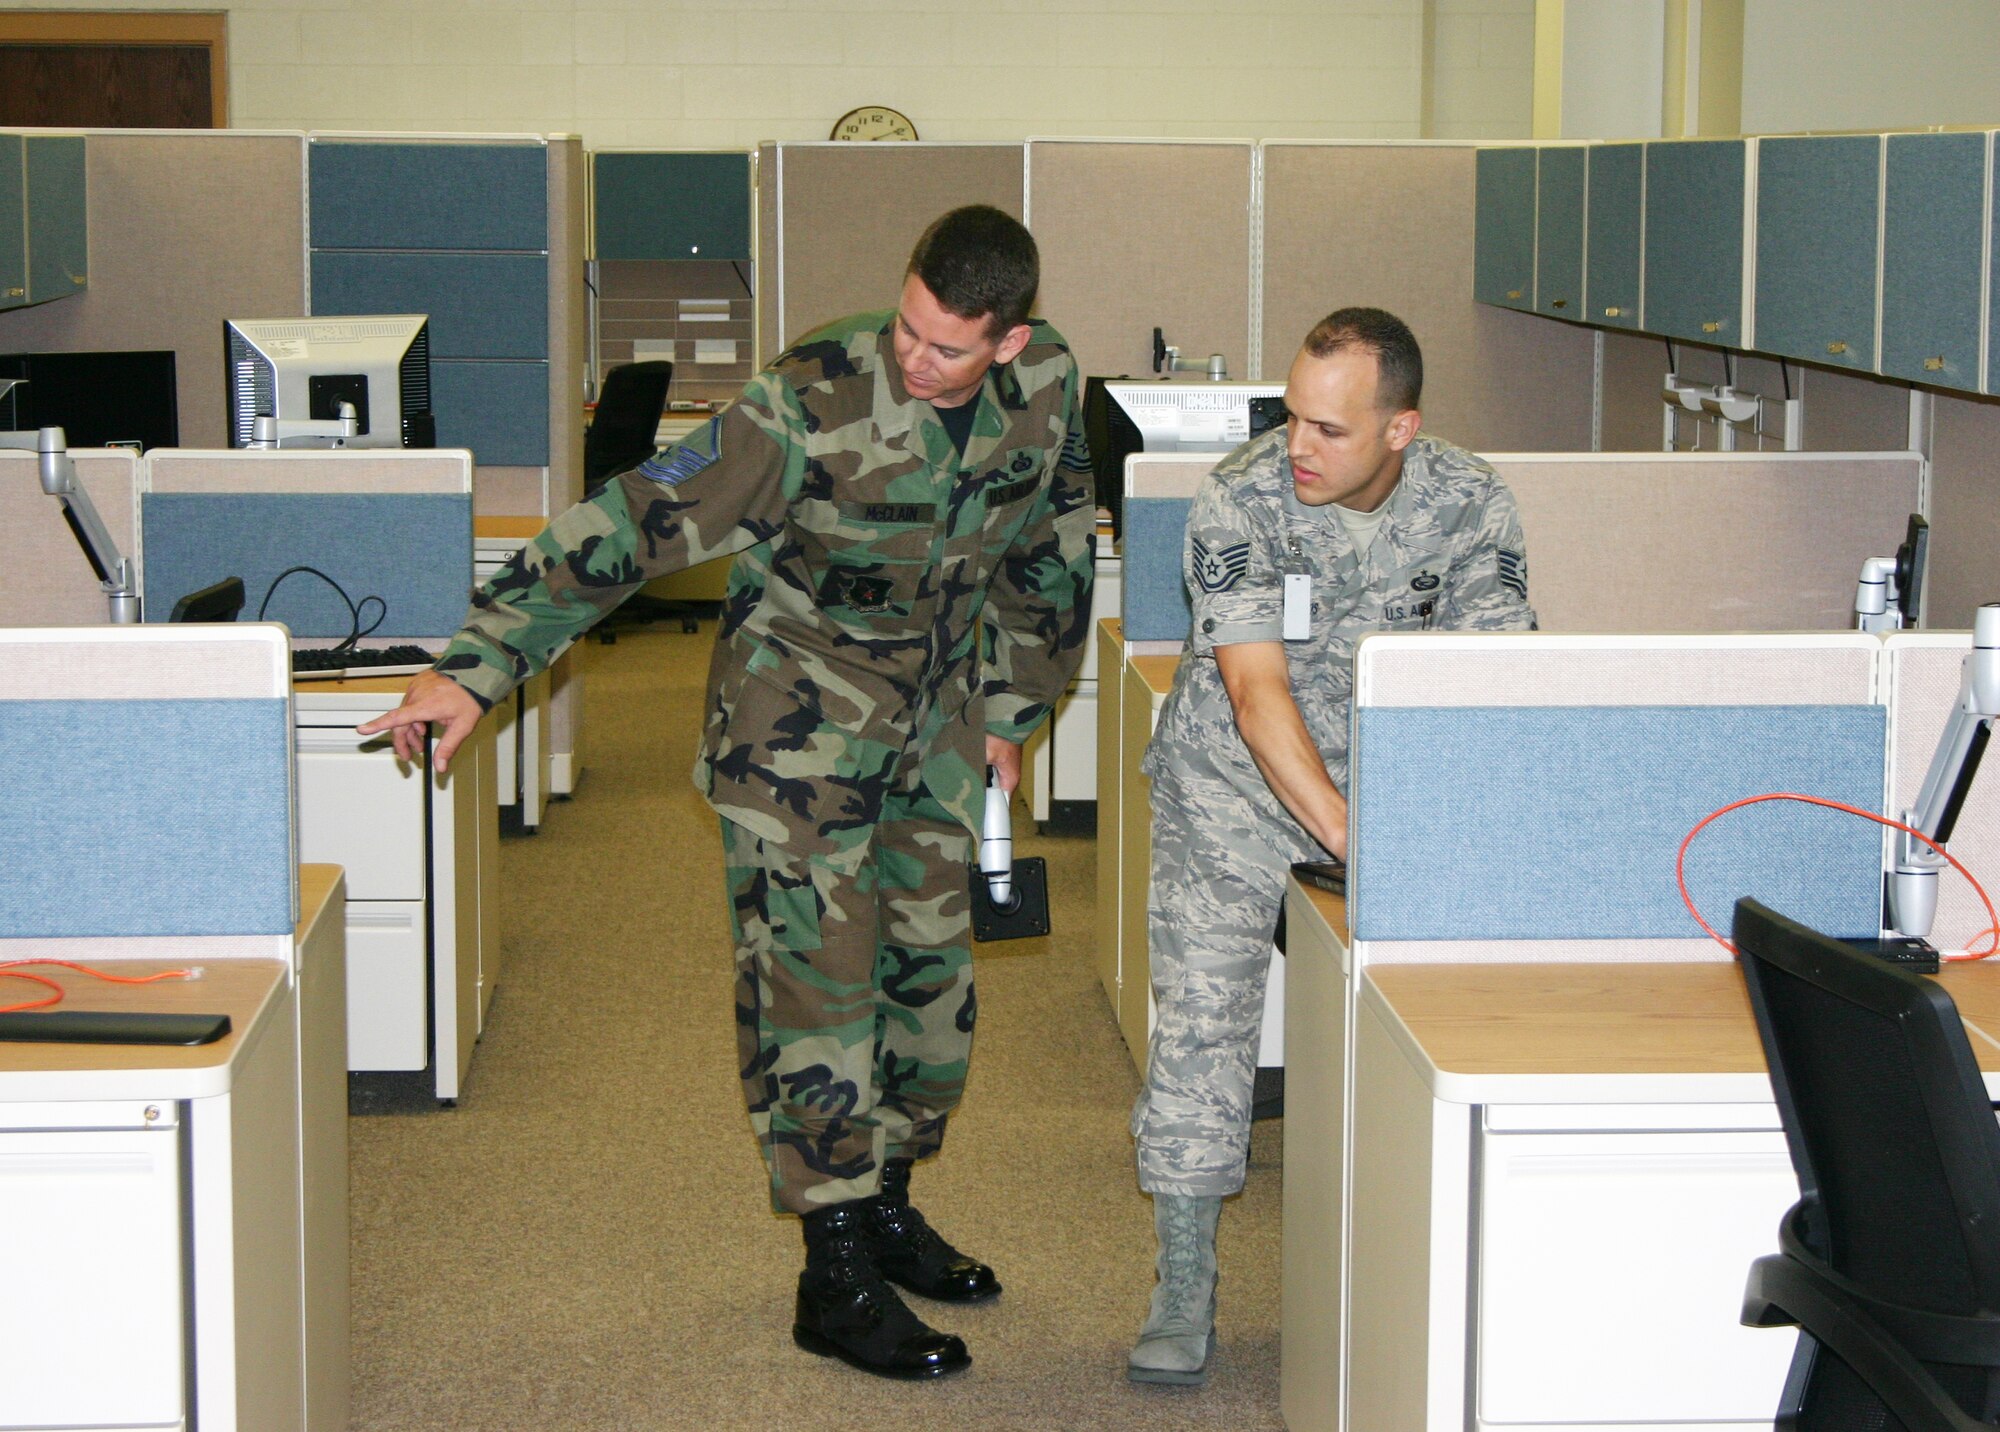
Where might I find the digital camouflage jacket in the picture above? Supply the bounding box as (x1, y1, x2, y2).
(436, 309, 1097, 848)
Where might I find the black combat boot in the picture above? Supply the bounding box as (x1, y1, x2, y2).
(794, 1201, 971, 1380)
(865, 1157, 1002, 1303)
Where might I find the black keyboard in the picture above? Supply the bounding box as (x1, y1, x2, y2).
(291, 644, 436, 674)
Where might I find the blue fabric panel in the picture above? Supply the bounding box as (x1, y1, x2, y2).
(1474, 148, 1536, 308)
(1882, 133, 1984, 389)
(141, 492, 473, 639)
(1351, 705, 1886, 943)
(309, 142, 548, 251)
(1534, 147, 1585, 318)
(1644, 140, 1747, 345)
(1122, 496, 1193, 642)
(0, 139, 23, 312)
(432, 360, 549, 466)
(0, 699, 293, 937)
(1754, 136, 1879, 370)
(594, 151, 752, 261)
(23, 135, 87, 304)
(312, 252, 548, 360)
(1585, 143, 1643, 329)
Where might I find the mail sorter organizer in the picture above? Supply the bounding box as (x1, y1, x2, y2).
(1279, 631, 2000, 1432)
(0, 623, 347, 1432)
(135, 449, 501, 1098)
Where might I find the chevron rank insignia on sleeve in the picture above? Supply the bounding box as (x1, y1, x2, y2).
(1497, 548, 1527, 599)
(1192, 537, 1252, 594)
(638, 414, 722, 486)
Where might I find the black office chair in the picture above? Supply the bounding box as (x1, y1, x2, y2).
(584, 360, 672, 496)
(582, 360, 707, 637)
(1735, 897, 2000, 1430)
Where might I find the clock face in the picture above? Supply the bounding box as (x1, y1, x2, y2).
(831, 106, 918, 142)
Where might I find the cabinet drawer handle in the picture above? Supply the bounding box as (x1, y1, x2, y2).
(1827, 341, 1849, 355)
(1924, 356, 1946, 371)
(1702, 321, 1723, 333)
(1550, 298, 1568, 309)
(1603, 306, 1624, 318)
(1506, 289, 1523, 300)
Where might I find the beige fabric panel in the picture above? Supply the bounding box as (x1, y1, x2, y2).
(0, 449, 139, 624)
(776, 144, 1024, 347)
(1887, 636, 1998, 956)
(1364, 938, 1728, 966)
(757, 143, 779, 364)
(1358, 634, 1878, 708)
(148, 448, 472, 494)
(0, 624, 290, 699)
(1496, 453, 1921, 631)
(1259, 144, 1595, 452)
(1929, 390, 2000, 629)
(0, 132, 308, 449)
(546, 136, 588, 515)
(1030, 141, 1250, 383)
(1125, 454, 1217, 499)
(474, 465, 548, 517)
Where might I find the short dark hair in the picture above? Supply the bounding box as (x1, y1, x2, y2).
(1302, 307, 1423, 413)
(906, 205, 1039, 338)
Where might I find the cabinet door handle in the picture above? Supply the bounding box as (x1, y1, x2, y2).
(1603, 306, 1624, 318)
(4, 287, 22, 298)
(1550, 298, 1568, 309)
(1924, 356, 1946, 371)
(1827, 340, 1849, 355)
(1702, 321, 1723, 333)
(1506, 288, 1523, 300)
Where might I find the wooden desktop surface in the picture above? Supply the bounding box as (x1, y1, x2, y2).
(293, 671, 419, 698)
(1370, 958, 2000, 1079)
(474, 516, 546, 542)
(0, 865, 340, 1078)
(1130, 653, 1181, 696)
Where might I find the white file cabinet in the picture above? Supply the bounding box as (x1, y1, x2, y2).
(294, 678, 499, 1100)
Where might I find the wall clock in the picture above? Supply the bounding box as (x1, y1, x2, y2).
(830, 105, 918, 141)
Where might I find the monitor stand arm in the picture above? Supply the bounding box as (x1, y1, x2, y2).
(247, 402, 360, 450)
(1889, 603, 2000, 943)
(0, 424, 139, 624)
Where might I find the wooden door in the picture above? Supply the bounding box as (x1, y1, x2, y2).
(0, 13, 225, 129)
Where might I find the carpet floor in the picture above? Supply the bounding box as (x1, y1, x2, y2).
(346, 625, 1286, 1431)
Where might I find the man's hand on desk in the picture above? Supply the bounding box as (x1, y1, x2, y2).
(355, 670, 484, 773)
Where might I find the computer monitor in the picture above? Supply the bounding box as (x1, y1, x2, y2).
(167, 576, 246, 624)
(1085, 378, 1286, 537)
(224, 315, 436, 450)
(0, 350, 179, 450)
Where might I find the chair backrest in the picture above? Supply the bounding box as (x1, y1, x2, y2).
(585, 361, 672, 491)
(1734, 898, 2000, 1318)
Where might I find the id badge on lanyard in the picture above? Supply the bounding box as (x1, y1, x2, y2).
(1281, 558, 1312, 642)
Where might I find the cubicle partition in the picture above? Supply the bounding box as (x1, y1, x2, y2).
(755, 141, 1024, 356)
(1028, 138, 1253, 384)
(1259, 142, 1598, 451)
(1116, 448, 1926, 645)
(0, 623, 346, 1432)
(1283, 627, 2000, 1432)
(141, 447, 498, 1099)
(306, 134, 588, 520)
(0, 130, 308, 448)
(0, 444, 140, 625)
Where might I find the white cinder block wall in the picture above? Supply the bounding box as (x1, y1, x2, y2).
(46, 0, 1536, 146)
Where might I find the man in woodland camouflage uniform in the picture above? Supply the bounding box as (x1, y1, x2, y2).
(363, 206, 1094, 1381)
(1126, 309, 1535, 1386)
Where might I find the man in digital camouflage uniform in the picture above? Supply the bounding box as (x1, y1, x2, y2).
(362, 206, 1095, 1382)
(1126, 308, 1535, 1385)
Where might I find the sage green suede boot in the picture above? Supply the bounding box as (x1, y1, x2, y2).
(1127, 1193, 1221, 1386)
